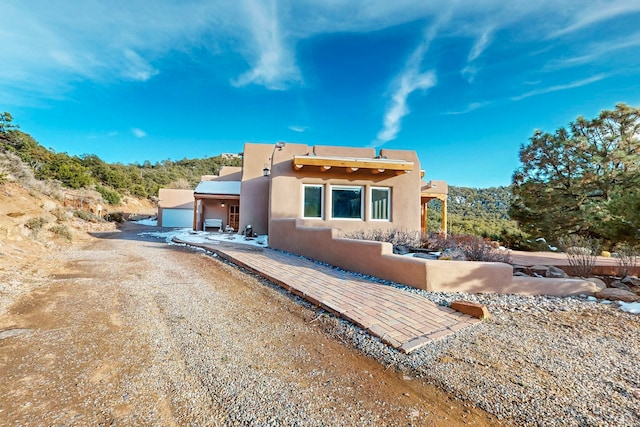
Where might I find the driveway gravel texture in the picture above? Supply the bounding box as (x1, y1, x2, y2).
(0, 222, 638, 426)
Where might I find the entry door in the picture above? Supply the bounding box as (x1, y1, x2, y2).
(228, 205, 239, 230)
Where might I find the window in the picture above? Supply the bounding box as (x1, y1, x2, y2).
(303, 185, 323, 218)
(371, 187, 390, 220)
(331, 186, 363, 219)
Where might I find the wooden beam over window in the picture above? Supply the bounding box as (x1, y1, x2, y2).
(292, 155, 414, 173)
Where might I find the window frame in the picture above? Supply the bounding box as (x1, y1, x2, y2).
(302, 184, 324, 219)
(370, 186, 391, 221)
(330, 185, 364, 220)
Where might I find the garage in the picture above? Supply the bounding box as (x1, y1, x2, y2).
(157, 189, 195, 228)
(159, 208, 193, 228)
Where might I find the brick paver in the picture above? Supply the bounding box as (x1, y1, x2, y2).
(179, 239, 480, 353)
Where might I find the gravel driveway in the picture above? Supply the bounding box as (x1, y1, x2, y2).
(0, 224, 496, 426)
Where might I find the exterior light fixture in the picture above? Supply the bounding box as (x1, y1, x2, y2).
(263, 165, 270, 177)
(221, 202, 225, 207)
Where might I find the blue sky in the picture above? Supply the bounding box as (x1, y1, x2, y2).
(3, 1, 640, 188)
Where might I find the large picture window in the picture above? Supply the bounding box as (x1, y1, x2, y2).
(303, 185, 323, 218)
(371, 187, 390, 220)
(331, 186, 363, 219)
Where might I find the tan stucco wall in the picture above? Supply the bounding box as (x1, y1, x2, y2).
(269, 219, 600, 296)
(312, 145, 376, 158)
(157, 189, 194, 226)
(238, 143, 273, 235)
(218, 167, 243, 180)
(158, 189, 194, 209)
(421, 179, 448, 195)
(263, 143, 422, 235)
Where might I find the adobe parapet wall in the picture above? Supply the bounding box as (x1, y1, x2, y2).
(268, 219, 602, 296)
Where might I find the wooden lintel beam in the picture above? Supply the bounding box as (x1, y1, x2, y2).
(292, 156, 414, 171)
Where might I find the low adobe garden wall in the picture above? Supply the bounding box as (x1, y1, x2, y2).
(268, 219, 602, 296)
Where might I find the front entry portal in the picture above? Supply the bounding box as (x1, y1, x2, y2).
(228, 205, 239, 230)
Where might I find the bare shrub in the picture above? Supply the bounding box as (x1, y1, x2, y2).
(0, 152, 65, 198)
(25, 217, 48, 238)
(344, 229, 421, 248)
(74, 210, 103, 223)
(0, 151, 36, 185)
(421, 232, 511, 263)
(558, 235, 600, 277)
(49, 224, 72, 240)
(420, 232, 458, 251)
(452, 235, 511, 263)
(52, 207, 68, 222)
(613, 243, 639, 277)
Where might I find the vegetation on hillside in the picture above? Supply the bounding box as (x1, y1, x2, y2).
(510, 103, 640, 249)
(0, 112, 242, 204)
(425, 186, 527, 248)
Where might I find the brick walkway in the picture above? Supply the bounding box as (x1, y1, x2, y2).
(178, 239, 480, 353)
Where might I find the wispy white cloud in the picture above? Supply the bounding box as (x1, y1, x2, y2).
(132, 128, 147, 138)
(288, 125, 308, 133)
(461, 28, 493, 83)
(372, 19, 444, 147)
(546, 31, 640, 70)
(443, 101, 493, 115)
(121, 50, 158, 81)
(231, 0, 300, 90)
(550, 1, 640, 38)
(510, 74, 607, 101)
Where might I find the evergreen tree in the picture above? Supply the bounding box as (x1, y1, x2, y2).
(511, 103, 640, 245)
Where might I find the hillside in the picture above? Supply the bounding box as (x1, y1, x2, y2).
(448, 186, 512, 219)
(1, 113, 241, 204)
(424, 185, 526, 246)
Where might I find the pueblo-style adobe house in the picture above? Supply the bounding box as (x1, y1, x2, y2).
(158, 142, 602, 296)
(159, 142, 448, 236)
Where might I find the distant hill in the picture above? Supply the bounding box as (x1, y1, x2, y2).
(426, 185, 525, 245)
(447, 186, 512, 219)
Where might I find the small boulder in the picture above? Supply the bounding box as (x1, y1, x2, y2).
(511, 264, 528, 274)
(451, 300, 490, 319)
(621, 276, 640, 287)
(439, 248, 466, 261)
(545, 266, 567, 279)
(609, 281, 633, 292)
(393, 245, 411, 255)
(513, 271, 530, 277)
(595, 288, 640, 302)
(530, 265, 551, 275)
(585, 277, 607, 291)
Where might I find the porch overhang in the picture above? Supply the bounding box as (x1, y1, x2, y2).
(420, 180, 449, 234)
(292, 155, 414, 175)
(193, 194, 240, 201)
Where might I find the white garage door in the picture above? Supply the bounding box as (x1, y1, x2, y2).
(161, 208, 193, 228)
